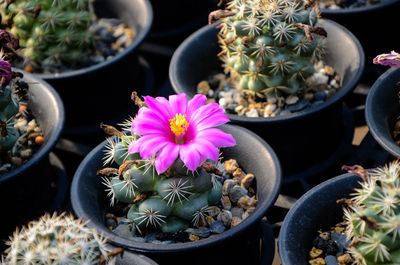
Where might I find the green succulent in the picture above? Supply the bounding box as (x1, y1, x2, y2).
(214, 0, 326, 97)
(0, 82, 20, 153)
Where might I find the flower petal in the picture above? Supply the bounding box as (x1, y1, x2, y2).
(137, 136, 170, 159)
(179, 144, 201, 172)
(169, 93, 187, 115)
(196, 128, 236, 148)
(143, 96, 173, 121)
(195, 112, 230, 131)
(191, 139, 219, 162)
(155, 143, 180, 174)
(187, 94, 207, 117)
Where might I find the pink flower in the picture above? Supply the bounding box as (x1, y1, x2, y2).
(129, 94, 236, 173)
(373, 51, 400, 67)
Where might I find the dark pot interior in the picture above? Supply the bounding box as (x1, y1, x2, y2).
(278, 173, 360, 265)
(365, 68, 400, 158)
(0, 71, 64, 243)
(71, 124, 281, 265)
(169, 19, 364, 177)
(35, 0, 153, 133)
(116, 249, 159, 265)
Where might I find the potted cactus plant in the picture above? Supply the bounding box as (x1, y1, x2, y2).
(0, 0, 153, 135)
(71, 93, 282, 265)
(169, 0, 364, 178)
(0, 29, 64, 249)
(1, 212, 158, 265)
(279, 162, 400, 265)
(366, 51, 400, 158)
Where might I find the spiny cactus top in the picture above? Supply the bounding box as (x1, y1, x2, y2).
(342, 162, 400, 265)
(211, 0, 326, 97)
(101, 93, 236, 233)
(1, 213, 119, 265)
(0, 0, 94, 71)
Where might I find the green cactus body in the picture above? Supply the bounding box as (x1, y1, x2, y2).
(0, 0, 94, 71)
(218, 0, 325, 97)
(0, 86, 19, 152)
(344, 162, 400, 265)
(1, 213, 116, 264)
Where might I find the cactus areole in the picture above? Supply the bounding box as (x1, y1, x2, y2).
(211, 0, 327, 98)
(100, 93, 236, 233)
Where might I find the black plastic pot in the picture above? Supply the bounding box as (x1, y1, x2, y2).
(278, 173, 360, 265)
(0, 71, 65, 245)
(71, 124, 281, 265)
(365, 68, 400, 157)
(169, 19, 365, 177)
(115, 249, 158, 265)
(321, 0, 400, 62)
(34, 0, 153, 135)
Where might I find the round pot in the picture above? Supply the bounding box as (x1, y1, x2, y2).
(71, 124, 281, 265)
(365, 67, 400, 157)
(278, 173, 360, 265)
(0, 71, 65, 244)
(169, 19, 364, 177)
(321, 0, 400, 62)
(115, 249, 158, 265)
(35, 0, 153, 134)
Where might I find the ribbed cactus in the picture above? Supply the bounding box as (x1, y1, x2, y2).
(343, 162, 400, 265)
(212, 0, 326, 97)
(102, 134, 222, 233)
(0, 0, 94, 71)
(0, 85, 20, 152)
(1, 213, 119, 265)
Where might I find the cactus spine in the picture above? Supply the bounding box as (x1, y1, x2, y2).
(0, 0, 94, 71)
(343, 161, 400, 265)
(215, 0, 326, 97)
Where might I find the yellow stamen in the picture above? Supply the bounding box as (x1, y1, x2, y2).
(169, 114, 189, 136)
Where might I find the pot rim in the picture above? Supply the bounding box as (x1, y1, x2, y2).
(71, 123, 282, 253)
(278, 172, 358, 265)
(0, 70, 65, 184)
(365, 67, 400, 157)
(169, 18, 365, 124)
(321, 0, 400, 15)
(35, 0, 153, 81)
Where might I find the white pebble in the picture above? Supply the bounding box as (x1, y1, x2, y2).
(329, 79, 337, 87)
(285, 95, 299, 105)
(208, 90, 215, 97)
(245, 109, 259, 118)
(219, 98, 227, 107)
(311, 72, 329, 85)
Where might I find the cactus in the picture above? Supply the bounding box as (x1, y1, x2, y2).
(342, 161, 400, 265)
(0, 0, 94, 71)
(1, 213, 120, 265)
(211, 0, 326, 97)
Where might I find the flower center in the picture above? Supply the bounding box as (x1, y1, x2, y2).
(169, 113, 189, 137)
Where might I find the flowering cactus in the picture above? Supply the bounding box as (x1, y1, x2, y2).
(0, 0, 94, 71)
(342, 162, 400, 265)
(101, 93, 236, 233)
(209, 0, 326, 97)
(1, 213, 120, 265)
(373, 51, 400, 67)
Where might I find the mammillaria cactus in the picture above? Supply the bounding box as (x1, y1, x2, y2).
(1, 213, 121, 265)
(100, 93, 236, 233)
(342, 162, 400, 265)
(210, 0, 326, 97)
(0, 0, 94, 71)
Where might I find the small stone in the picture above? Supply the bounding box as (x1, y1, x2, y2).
(14, 119, 27, 133)
(309, 246, 323, 259)
(287, 99, 310, 113)
(235, 105, 244, 113)
(232, 168, 244, 179)
(319, 232, 330, 240)
(208, 89, 215, 98)
(189, 234, 200, 241)
(207, 206, 221, 217)
(224, 159, 238, 174)
(309, 258, 326, 265)
(314, 91, 327, 101)
(231, 216, 242, 227)
(20, 149, 32, 159)
(245, 108, 259, 117)
(116, 34, 129, 46)
(311, 100, 325, 108)
(237, 195, 258, 209)
(329, 79, 337, 88)
(229, 185, 248, 203)
(267, 97, 277, 104)
(334, 226, 345, 233)
(241, 173, 255, 189)
(231, 207, 244, 218)
(223, 179, 236, 195)
(219, 98, 227, 107)
(311, 72, 329, 85)
(327, 88, 336, 98)
(10, 157, 23, 166)
(331, 233, 350, 253)
(325, 256, 338, 265)
(26, 120, 37, 134)
(242, 206, 256, 219)
(113, 224, 131, 238)
(280, 109, 292, 116)
(197, 81, 211, 95)
(337, 254, 352, 265)
(304, 93, 314, 101)
(207, 98, 216, 104)
(221, 195, 232, 210)
(217, 210, 232, 227)
(285, 95, 299, 105)
(106, 218, 117, 229)
(205, 216, 215, 225)
(324, 65, 335, 75)
(210, 221, 226, 234)
(191, 227, 211, 238)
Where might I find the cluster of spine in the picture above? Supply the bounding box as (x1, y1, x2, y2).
(214, 0, 325, 97)
(0, 0, 94, 71)
(101, 120, 222, 233)
(1, 213, 117, 265)
(0, 84, 19, 152)
(343, 161, 400, 265)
